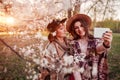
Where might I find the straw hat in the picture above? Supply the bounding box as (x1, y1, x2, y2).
(66, 14, 92, 33)
(47, 18, 67, 32)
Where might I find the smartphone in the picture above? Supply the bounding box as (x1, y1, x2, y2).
(94, 28, 110, 38)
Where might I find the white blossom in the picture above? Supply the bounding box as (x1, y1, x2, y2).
(3, 67, 7, 73)
(28, 62, 31, 66)
(29, 75, 32, 79)
(20, 48, 26, 53)
(25, 69, 27, 72)
(32, 71, 36, 74)
(26, 76, 30, 79)
(35, 32, 42, 39)
(24, 48, 35, 56)
(41, 36, 48, 40)
(13, 45, 17, 50)
(63, 55, 73, 66)
(33, 58, 40, 64)
(33, 74, 38, 80)
(37, 44, 43, 51)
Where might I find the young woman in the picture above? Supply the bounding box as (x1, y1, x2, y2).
(43, 18, 70, 80)
(66, 14, 112, 80)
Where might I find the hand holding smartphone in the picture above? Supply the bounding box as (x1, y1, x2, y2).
(94, 28, 110, 38)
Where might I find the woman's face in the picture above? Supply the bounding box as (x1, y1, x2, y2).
(74, 21, 86, 38)
(56, 23, 66, 38)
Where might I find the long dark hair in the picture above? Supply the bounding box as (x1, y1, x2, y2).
(70, 19, 93, 40)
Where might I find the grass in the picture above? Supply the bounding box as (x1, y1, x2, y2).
(108, 33, 120, 80)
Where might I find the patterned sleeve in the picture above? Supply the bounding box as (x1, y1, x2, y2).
(96, 39, 110, 54)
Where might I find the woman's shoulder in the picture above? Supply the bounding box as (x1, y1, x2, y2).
(46, 41, 56, 49)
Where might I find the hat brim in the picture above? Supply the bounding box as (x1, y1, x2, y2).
(66, 14, 92, 33)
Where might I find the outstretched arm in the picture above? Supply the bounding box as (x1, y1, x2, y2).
(96, 30, 113, 54)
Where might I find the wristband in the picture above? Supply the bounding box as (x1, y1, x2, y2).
(103, 42, 110, 48)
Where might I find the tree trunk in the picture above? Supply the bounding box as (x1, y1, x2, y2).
(73, 0, 81, 15)
(68, 8, 72, 18)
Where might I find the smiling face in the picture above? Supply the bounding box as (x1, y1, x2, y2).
(56, 23, 66, 38)
(74, 21, 86, 38)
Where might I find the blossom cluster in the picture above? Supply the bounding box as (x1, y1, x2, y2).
(13, 32, 86, 80)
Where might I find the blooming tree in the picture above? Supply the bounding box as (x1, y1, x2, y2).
(0, 0, 119, 79)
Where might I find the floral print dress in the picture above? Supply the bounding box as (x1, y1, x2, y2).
(69, 38, 109, 80)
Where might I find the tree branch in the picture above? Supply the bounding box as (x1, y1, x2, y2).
(87, 1, 98, 14)
(0, 38, 24, 59)
(102, 0, 109, 20)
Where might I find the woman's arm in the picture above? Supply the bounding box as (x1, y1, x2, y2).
(96, 30, 112, 54)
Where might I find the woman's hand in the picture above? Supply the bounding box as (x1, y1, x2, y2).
(102, 30, 113, 48)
